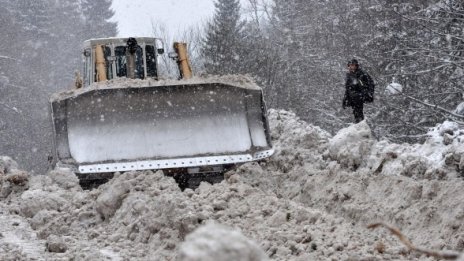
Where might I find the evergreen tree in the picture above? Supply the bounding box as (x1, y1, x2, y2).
(0, 1, 22, 79)
(0, 0, 118, 173)
(201, 0, 245, 75)
(81, 0, 118, 39)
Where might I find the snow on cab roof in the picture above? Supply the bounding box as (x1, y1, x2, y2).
(82, 37, 158, 48)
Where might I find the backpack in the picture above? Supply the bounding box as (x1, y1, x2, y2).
(361, 73, 375, 103)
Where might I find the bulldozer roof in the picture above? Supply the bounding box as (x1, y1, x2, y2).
(82, 37, 158, 48)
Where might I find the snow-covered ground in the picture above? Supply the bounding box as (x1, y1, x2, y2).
(1, 109, 463, 260)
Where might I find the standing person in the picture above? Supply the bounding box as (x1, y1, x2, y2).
(342, 59, 375, 123)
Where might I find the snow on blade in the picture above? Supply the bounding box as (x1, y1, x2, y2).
(50, 74, 261, 101)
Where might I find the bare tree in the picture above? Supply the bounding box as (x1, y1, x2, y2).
(237, 0, 463, 139)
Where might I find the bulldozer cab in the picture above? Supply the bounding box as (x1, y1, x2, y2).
(82, 37, 164, 86)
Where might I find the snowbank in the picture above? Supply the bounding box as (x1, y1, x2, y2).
(1, 109, 464, 260)
(366, 120, 464, 179)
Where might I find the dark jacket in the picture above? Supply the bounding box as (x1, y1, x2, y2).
(343, 68, 373, 107)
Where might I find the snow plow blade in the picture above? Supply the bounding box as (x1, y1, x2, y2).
(50, 80, 273, 174)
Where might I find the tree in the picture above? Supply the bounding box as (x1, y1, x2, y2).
(237, 0, 463, 140)
(266, 0, 377, 130)
(81, 0, 118, 39)
(0, 0, 117, 173)
(362, 0, 464, 141)
(151, 23, 204, 78)
(200, 0, 246, 75)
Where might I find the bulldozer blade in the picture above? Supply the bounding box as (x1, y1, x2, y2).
(50, 82, 273, 174)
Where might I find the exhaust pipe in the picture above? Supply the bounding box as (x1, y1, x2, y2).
(173, 42, 192, 79)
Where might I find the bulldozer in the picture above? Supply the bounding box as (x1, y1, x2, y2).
(49, 37, 273, 187)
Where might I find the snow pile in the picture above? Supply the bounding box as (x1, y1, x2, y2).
(366, 120, 464, 179)
(178, 223, 267, 261)
(0, 156, 19, 175)
(0, 157, 45, 260)
(0, 156, 29, 198)
(1, 109, 464, 260)
(314, 115, 464, 179)
(328, 120, 375, 169)
(233, 110, 464, 257)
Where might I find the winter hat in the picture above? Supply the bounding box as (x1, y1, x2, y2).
(347, 59, 359, 66)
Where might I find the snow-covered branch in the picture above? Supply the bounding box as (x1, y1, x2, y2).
(403, 93, 464, 120)
(0, 55, 20, 62)
(0, 102, 21, 114)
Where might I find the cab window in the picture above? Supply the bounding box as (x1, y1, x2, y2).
(146, 45, 157, 77)
(115, 46, 127, 77)
(103, 46, 113, 79)
(115, 45, 145, 79)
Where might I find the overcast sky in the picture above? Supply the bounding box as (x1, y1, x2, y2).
(111, 0, 216, 37)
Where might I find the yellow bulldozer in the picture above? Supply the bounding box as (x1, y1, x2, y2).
(49, 37, 273, 187)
